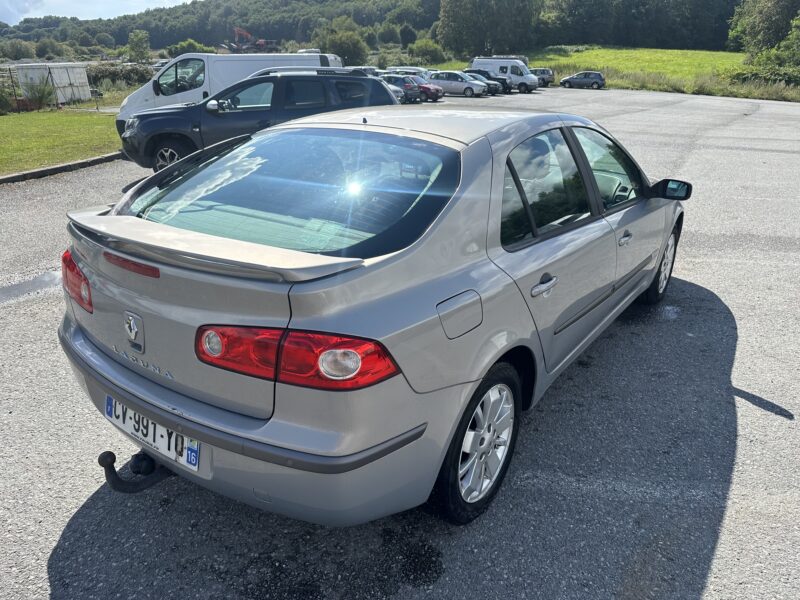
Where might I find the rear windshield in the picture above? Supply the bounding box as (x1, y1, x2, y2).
(120, 129, 461, 259)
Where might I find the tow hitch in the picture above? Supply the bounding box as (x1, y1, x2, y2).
(98, 450, 174, 493)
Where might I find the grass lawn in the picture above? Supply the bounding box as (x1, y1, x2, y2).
(433, 45, 800, 101)
(69, 88, 134, 109)
(0, 110, 120, 176)
(435, 46, 744, 78)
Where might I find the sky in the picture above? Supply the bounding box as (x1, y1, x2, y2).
(1, 0, 188, 26)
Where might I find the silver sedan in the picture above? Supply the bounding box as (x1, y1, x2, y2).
(59, 108, 691, 526)
(429, 70, 488, 97)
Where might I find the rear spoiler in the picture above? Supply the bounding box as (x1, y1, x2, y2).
(67, 206, 364, 283)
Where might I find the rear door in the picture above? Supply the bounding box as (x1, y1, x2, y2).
(489, 128, 617, 373)
(569, 126, 667, 296)
(277, 77, 330, 123)
(200, 79, 275, 147)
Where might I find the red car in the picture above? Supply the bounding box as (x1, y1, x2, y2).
(412, 76, 443, 102)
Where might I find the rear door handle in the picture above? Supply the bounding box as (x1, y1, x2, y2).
(531, 275, 559, 298)
(619, 231, 633, 246)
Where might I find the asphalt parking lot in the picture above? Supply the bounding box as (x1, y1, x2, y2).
(1, 87, 798, 599)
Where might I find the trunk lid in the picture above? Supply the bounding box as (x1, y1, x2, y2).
(66, 206, 363, 419)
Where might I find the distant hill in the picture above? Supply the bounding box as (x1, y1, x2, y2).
(0, 0, 441, 49)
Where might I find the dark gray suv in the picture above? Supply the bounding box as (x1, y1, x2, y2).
(560, 71, 606, 89)
(121, 70, 397, 171)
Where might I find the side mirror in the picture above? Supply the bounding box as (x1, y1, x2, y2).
(650, 178, 692, 201)
(152, 79, 161, 96)
(205, 100, 219, 113)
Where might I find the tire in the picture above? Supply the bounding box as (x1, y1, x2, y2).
(544, 82, 550, 87)
(420, 91, 429, 102)
(564, 81, 571, 88)
(152, 138, 195, 172)
(591, 82, 600, 89)
(518, 83, 528, 94)
(640, 229, 678, 305)
(463, 87, 474, 97)
(428, 362, 521, 524)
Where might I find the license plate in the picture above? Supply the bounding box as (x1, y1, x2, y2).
(104, 395, 200, 471)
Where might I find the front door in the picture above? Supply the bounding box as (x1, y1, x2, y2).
(200, 79, 275, 147)
(569, 127, 667, 295)
(154, 58, 207, 107)
(489, 128, 617, 373)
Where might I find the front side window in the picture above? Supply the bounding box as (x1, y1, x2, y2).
(157, 58, 205, 97)
(285, 80, 326, 109)
(572, 127, 644, 210)
(217, 81, 273, 110)
(511, 66, 523, 76)
(508, 129, 592, 235)
(122, 129, 461, 259)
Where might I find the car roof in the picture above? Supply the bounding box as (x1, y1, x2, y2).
(273, 107, 586, 145)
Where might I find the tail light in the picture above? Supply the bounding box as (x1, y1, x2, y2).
(195, 326, 399, 391)
(403, 83, 413, 89)
(62, 249, 93, 313)
(196, 326, 282, 380)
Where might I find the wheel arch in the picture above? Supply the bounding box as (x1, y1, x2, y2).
(674, 209, 685, 241)
(144, 132, 198, 163)
(494, 345, 537, 411)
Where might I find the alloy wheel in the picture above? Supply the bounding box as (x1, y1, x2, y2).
(458, 383, 514, 503)
(658, 234, 676, 294)
(155, 147, 180, 171)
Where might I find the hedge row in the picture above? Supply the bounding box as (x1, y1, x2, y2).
(86, 63, 152, 86)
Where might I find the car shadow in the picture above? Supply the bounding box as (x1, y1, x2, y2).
(48, 278, 751, 599)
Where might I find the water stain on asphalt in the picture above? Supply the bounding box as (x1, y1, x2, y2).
(0, 270, 60, 303)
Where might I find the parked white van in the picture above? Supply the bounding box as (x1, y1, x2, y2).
(467, 57, 539, 93)
(116, 52, 342, 134)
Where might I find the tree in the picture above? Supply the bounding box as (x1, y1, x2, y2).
(77, 31, 94, 47)
(326, 30, 369, 66)
(378, 22, 401, 44)
(363, 28, 379, 49)
(167, 38, 216, 57)
(94, 32, 115, 48)
(408, 38, 446, 63)
(127, 29, 150, 63)
(35, 38, 62, 58)
(439, 0, 534, 55)
(399, 23, 418, 47)
(0, 39, 35, 60)
(729, 0, 800, 54)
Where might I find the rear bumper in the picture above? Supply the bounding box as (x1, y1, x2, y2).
(59, 316, 467, 526)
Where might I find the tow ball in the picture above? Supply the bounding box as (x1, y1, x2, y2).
(98, 450, 174, 493)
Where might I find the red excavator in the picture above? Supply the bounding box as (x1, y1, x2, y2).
(221, 27, 280, 53)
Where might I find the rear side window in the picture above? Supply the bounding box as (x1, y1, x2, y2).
(123, 129, 461, 259)
(501, 166, 534, 248)
(335, 80, 368, 103)
(505, 129, 592, 237)
(285, 80, 326, 109)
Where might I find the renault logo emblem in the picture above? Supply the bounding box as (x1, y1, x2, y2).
(125, 315, 138, 340)
(124, 312, 144, 352)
